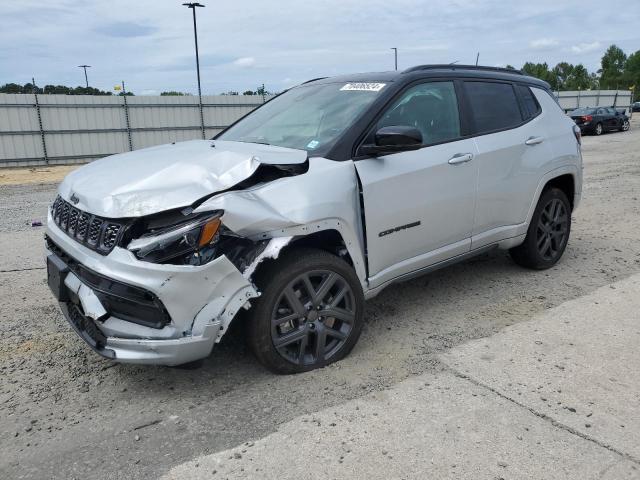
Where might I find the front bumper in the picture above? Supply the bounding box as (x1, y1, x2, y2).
(46, 211, 259, 366)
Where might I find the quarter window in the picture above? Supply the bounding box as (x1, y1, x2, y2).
(376, 81, 461, 145)
(465, 81, 522, 134)
(518, 85, 541, 119)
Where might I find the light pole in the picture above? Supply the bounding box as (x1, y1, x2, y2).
(78, 65, 91, 88)
(390, 48, 398, 71)
(183, 2, 206, 139)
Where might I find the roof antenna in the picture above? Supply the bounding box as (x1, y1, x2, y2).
(449, 60, 459, 65)
(475, 52, 480, 66)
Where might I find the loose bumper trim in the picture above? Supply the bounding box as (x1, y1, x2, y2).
(58, 301, 218, 365)
(60, 302, 116, 359)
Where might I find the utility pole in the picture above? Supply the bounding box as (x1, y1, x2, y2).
(78, 65, 91, 88)
(390, 47, 398, 71)
(183, 2, 206, 139)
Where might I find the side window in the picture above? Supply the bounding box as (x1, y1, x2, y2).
(596, 108, 605, 115)
(376, 81, 461, 145)
(464, 81, 523, 134)
(517, 85, 541, 119)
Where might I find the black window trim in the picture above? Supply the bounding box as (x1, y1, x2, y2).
(462, 79, 539, 137)
(352, 76, 471, 160)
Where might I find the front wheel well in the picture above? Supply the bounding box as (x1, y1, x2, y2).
(284, 229, 353, 266)
(248, 229, 354, 285)
(543, 174, 575, 210)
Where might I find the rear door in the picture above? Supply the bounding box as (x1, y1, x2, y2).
(595, 108, 610, 130)
(605, 107, 620, 129)
(355, 80, 478, 284)
(465, 81, 553, 248)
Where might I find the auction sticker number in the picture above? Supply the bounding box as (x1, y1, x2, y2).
(340, 83, 386, 92)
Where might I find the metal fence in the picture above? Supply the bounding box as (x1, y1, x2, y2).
(555, 90, 633, 113)
(0, 89, 634, 168)
(0, 94, 269, 167)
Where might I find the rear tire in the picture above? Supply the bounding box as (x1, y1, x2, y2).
(247, 247, 364, 374)
(510, 188, 571, 270)
(594, 122, 603, 135)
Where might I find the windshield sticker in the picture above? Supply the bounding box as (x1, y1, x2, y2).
(306, 140, 320, 150)
(340, 83, 386, 92)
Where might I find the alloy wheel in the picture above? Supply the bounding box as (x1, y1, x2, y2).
(271, 270, 356, 367)
(595, 123, 603, 135)
(622, 120, 630, 131)
(536, 198, 568, 261)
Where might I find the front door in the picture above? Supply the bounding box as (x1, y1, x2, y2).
(355, 81, 478, 286)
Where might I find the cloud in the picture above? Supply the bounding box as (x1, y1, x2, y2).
(1, 0, 638, 94)
(232, 57, 256, 68)
(94, 21, 156, 38)
(530, 38, 559, 49)
(570, 41, 601, 54)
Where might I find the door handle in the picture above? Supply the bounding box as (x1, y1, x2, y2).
(448, 153, 473, 165)
(525, 136, 544, 146)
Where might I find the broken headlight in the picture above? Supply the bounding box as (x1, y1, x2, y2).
(128, 212, 222, 265)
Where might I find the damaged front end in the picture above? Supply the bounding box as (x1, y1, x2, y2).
(46, 139, 365, 366)
(45, 204, 292, 365)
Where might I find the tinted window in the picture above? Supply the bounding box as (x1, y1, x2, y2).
(465, 81, 522, 133)
(518, 85, 541, 118)
(376, 81, 460, 145)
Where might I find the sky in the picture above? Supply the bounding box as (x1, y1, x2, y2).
(0, 0, 638, 95)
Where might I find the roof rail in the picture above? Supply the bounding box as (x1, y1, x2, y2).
(402, 64, 524, 75)
(301, 77, 328, 85)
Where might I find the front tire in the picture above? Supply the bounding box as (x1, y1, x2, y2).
(510, 188, 571, 270)
(247, 247, 364, 374)
(619, 120, 630, 132)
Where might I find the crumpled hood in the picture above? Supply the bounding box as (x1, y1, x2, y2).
(58, 140, 307, 218)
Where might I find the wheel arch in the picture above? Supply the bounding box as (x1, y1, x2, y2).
(249, 226, 366, 290)
(525, 166, 579, 228)
(544, 173, 575, 210)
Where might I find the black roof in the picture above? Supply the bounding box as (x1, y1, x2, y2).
(306, 65, 549, 89)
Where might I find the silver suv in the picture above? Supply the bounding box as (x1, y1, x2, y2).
(45, 65, 582, 373)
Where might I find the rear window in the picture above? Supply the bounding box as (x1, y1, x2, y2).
(517, 85, 541, 119)
(570, 108, 595, 116)
(464, 81, 523, 134)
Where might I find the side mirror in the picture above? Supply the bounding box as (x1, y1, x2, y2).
(360, 126, 423, 156)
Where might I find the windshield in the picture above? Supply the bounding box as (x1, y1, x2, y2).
(571, 108, 596, 115)
(217, 82, 387, 156)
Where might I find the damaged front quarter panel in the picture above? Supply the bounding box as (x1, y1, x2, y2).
(194, 157, 368, 286)
(189, 157, 367, 345)
(191, 236, 292, 342)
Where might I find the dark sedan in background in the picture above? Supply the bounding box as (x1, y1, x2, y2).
(569, 107, 630, 135)
(632, 102, 640, 112)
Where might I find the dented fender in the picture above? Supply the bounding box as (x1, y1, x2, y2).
(194, 157, 368, 286)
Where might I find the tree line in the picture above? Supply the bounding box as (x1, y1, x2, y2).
(514, 45, 639, 95)
(1, 44, 637, 98)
